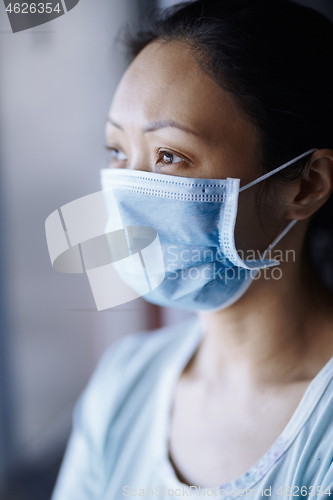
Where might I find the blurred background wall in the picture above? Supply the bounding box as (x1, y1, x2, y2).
(0, 0, 332, 499)
(0, 1, 158, 498)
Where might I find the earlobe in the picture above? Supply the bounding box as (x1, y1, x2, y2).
(286, 149, 333, 221)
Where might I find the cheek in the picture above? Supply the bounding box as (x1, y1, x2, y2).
(234, 187, 284, 255)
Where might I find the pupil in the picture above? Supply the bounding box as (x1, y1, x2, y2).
(164, 153, 173, 163)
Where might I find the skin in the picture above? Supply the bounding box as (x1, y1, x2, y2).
(105, 40, 333, 487)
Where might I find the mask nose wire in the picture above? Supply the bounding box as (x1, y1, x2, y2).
(239, 148, 318, 192)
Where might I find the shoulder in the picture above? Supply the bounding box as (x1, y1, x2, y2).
(51, 316, 201, 499)
(73, 315, 200, 449)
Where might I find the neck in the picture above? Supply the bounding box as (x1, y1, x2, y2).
(195, 239, 333, 387)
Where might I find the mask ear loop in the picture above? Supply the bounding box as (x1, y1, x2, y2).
(238, 148, 317, 263)
(239, 148, 318, 192)
(261, 219, 298, 261)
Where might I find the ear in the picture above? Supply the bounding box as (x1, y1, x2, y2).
(284, 149, 333, 221)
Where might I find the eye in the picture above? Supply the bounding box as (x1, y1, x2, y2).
(106, 146, 128, 163)
(158, 150, 184, 166)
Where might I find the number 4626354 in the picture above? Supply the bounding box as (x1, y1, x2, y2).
(5, 3, 61, 14)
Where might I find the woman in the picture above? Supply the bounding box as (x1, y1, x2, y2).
(52, 0, 333, 498)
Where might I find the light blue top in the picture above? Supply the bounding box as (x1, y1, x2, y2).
(51, 316, 333, 499)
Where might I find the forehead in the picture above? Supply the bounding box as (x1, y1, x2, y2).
(109, 41, 251, 142)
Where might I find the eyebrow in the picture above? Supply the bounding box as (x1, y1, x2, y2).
(107, 117, 199, 136)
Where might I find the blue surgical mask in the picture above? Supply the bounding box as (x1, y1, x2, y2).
(100, 149, 316, 312)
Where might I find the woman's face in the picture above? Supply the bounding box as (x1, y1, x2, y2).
(105, 41, 290, 253)
(106, 41, 261, 181)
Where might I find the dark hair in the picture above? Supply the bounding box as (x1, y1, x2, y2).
(124, 0, 333, 290)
